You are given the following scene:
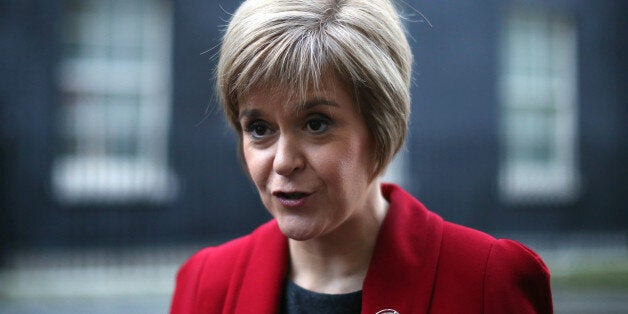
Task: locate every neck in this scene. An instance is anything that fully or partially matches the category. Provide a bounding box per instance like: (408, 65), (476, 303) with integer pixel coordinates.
(287, 181), (388, 294)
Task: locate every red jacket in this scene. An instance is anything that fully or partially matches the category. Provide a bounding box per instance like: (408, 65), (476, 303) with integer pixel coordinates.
(171, 184), (552, 313)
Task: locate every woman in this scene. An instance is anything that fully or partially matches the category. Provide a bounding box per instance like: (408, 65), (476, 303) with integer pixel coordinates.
(171, 0), (553, 313)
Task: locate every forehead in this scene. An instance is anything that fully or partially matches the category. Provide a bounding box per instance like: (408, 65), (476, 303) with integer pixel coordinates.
(238, 75), (356, 114)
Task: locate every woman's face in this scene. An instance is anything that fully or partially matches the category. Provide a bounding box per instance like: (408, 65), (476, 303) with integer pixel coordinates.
(239, 76), (378, 241)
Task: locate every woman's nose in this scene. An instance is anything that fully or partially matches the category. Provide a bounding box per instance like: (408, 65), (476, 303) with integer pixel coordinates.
(273, 135), (305, 176)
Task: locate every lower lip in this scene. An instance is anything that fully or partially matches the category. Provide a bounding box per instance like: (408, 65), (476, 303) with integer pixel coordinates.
(277, 195), (309, 208)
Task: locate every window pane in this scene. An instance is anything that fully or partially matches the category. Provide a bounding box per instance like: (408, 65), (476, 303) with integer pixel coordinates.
(54, 0), (175, 204)
(499, 8), (580, 203)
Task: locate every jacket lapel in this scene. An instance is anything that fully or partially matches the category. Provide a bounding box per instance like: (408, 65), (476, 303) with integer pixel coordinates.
(362, 184), (444, 314)
(231, 220), (288, 313)
(226, 184), (443, 313)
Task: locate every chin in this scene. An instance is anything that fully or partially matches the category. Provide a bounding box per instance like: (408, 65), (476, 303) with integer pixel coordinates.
(276, 217), (322, 241)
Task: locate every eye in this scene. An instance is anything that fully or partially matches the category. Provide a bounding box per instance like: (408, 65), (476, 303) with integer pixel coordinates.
(305, 116), (331, 134)
(244, 120), (273, 139)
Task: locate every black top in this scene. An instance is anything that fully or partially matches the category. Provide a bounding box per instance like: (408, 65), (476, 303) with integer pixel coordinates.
(280, 280), (362, 314)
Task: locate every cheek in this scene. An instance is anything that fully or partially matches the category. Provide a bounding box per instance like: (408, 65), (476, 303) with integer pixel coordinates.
(242, 147), (272, 189)
(319, 138), (372, 188)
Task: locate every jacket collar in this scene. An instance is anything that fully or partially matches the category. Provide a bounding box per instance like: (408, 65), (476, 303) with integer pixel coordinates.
(362, 183), (444, 313)
(232, 183), (443, 313)
(230, 219), (288, 313)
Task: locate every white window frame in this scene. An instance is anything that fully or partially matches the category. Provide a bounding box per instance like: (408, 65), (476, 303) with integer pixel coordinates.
(52, 0), (177, 204)
(498, 8), (580, 203)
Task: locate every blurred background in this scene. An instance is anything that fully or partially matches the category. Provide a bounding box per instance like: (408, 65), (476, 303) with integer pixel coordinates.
(0, 0), (626, 313)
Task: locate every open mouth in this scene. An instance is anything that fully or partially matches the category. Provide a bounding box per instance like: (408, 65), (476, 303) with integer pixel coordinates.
(275, 192), (309, 200)
(272, 191), (311, 208)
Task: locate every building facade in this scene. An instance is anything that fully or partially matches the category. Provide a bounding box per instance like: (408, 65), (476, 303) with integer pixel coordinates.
(1, 0), (626, 255)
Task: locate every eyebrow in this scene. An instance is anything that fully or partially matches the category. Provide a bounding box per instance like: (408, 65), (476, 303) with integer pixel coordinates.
(238, 108), (262, 120)
(238, 98), (339, 120)
(299, 98), (340, 111)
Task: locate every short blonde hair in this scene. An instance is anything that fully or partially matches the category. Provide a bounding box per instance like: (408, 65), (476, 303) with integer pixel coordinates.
(217, 0), (412, 176)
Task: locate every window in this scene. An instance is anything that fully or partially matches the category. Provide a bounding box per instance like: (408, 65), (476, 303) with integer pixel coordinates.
(498, 8), (580, 203)
(53, 0), (176, 204)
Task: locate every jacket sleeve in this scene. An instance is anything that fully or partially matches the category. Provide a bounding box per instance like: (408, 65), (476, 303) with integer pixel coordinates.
(483, 239), (553, 314)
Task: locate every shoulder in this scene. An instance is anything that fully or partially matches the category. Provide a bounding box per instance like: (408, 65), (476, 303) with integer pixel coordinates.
(440, 222), (550, 277)
(178, 235), (252, 288)
(170, 220), (279, 313)
(436, 222), (552, 313)
(182, 234), (252, 272)
(170, 235), (252, 313)
(484, 238), (553, 313)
